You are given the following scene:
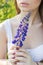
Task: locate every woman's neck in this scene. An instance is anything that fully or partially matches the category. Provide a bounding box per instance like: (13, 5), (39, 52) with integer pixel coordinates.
(19, 9), (41, 27)
(19, 9), (38, 19)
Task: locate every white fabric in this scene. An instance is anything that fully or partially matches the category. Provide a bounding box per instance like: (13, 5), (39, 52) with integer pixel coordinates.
(4, 19), (43, 62)
(27, 44), (43, 62)
(4, 19), (12, 51)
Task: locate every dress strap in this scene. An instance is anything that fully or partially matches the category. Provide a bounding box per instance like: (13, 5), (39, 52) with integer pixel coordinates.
(4, 19), (12, 50)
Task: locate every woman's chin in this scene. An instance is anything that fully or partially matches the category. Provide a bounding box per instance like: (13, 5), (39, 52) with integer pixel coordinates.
(20, 8), (34, 13)
(20, 8), (31, 12)
(19, 6), (39, 13)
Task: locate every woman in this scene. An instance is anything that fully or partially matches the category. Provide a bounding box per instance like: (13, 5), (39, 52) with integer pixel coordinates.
(0, 0), (43, 65)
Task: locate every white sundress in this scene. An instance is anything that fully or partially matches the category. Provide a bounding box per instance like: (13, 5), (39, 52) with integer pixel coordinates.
(4, 19), (13, 51)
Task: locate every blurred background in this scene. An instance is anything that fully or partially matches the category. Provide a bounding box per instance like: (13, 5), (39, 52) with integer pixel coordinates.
(0, 0), (17, 23)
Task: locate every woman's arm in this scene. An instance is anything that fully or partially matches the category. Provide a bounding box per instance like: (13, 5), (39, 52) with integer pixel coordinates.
(0, 24), (7, 59)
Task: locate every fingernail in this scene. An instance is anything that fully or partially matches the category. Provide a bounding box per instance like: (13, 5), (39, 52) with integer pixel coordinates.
(14, 62), (17, 64)
(13, 53), (16, 55)
(12, 57), (15, 59)
(16, 47), (19, 50)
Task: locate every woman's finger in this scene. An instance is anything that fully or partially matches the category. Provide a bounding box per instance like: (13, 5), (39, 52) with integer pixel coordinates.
(9, 56), (26, 63)
(10, 44), (16, 50)
(15, 57), (27, 63)
(8, 54), (15, 59)
(8, 50), (16, 59)
(8, 47), (17, 56)
(16, 52), (28, 58)
(17, 62), (26, 65)
(18, 48), (28, 55)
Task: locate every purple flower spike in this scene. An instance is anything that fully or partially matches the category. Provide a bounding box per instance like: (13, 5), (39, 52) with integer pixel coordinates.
(25, 26), (28, 29)
(19, 24), (22, 28)
(26, 23), (29, 26)
(17, 29), (22, 32)
(22, 37), (25, 41)
(12, 40), (17, 44)
(15, 35), (19, 38)
(19, 41), (23, 47)
(26, 12), (31, 18)
(12, 12), (30, 47)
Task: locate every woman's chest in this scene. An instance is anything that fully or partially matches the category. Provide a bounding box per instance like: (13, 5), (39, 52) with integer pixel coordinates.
(11, 24), (43, 49)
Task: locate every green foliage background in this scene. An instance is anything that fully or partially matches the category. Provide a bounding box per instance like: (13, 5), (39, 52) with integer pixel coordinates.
(0, 0), (17, 23)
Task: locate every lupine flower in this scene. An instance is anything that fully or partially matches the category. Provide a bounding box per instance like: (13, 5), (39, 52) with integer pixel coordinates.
(12, 12), (31, 47)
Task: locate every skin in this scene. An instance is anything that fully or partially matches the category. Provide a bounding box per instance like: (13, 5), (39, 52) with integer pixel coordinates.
(17, 0), (41, 12)
(0, 0), (43, 65)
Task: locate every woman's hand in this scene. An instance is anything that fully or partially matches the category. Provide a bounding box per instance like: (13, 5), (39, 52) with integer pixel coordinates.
(8, 45), (31, 65)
